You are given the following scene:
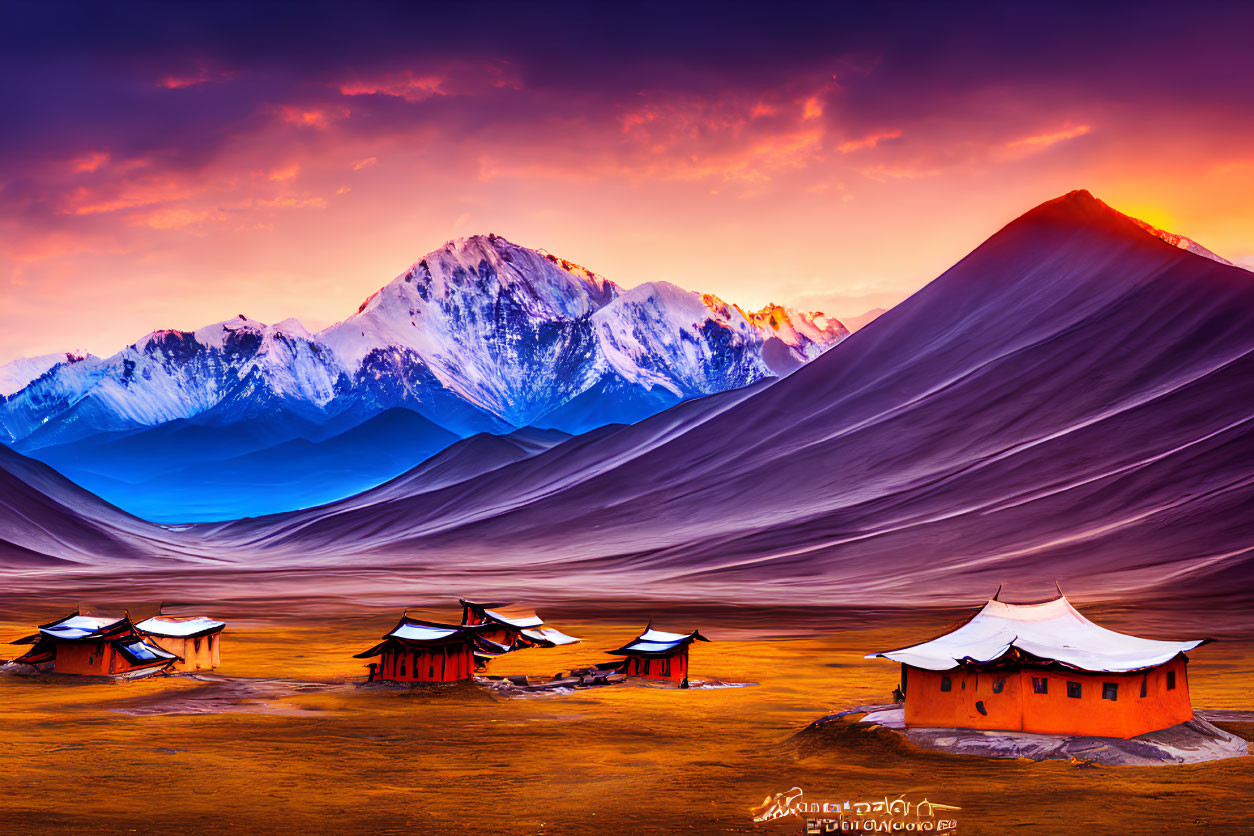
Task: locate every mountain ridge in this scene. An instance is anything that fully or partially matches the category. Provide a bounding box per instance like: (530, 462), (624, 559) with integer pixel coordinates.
(0, 234), (848, 520)
(1, 235), (848, 446)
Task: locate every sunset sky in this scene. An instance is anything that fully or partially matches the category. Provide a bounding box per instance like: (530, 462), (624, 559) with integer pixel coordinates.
(2, 1), (1253, 361)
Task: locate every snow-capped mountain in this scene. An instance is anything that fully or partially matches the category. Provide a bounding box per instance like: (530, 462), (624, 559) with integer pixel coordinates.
(1, 235), (847, 451)
(0, 351), (95, 397)
(320, 235), (848, 429)
(1, 316), (349, 447)
(1124, 216), (1234, 265)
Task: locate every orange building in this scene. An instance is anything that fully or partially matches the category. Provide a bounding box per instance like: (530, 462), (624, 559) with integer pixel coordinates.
(355, 614), (481, 683)
(9, 612), (179, 679)
(866, 594), (1208, 739)
(134, 615), (225, 672)
(459, 599), (580, 652)
(607, 626), (709, 682)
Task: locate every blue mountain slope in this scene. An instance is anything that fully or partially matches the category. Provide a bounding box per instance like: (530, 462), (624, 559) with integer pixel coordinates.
(38, 407), (459, 522)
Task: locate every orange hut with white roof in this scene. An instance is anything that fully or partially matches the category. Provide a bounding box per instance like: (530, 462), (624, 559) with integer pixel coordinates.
(9, 612), (179, 679)
(866, 594), (1208, 739)
(607, 626), (709, 682)
(134, 614), (225, 672)
(355, 614), (482, 683)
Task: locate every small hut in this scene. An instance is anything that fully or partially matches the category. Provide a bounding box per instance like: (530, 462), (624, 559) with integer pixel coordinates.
(459, 599), (580, 651)
(134, 615), (225, 672)
(355, 614), (481, 683)
(607, 626), (709, 682)
(865, 594), (1208, 739)
(10, 612), (178, 679)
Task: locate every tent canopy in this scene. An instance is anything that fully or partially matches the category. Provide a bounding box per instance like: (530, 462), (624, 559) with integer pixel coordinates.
(866, 596), (1207, 673)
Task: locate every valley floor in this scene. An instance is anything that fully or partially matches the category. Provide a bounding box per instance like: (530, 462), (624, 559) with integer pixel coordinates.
(0, 599), (1250, 834)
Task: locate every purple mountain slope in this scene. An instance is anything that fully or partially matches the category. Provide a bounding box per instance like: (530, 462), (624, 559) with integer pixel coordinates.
(0, 443), (187, 568)
(209, 191), (1254, 603)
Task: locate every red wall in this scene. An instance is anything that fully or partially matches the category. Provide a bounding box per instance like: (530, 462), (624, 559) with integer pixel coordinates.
(624, 649), (688, 681)
(375, 644), (473, 682)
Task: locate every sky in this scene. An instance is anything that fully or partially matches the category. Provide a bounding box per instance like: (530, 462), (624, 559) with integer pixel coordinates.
(2, 1), (1253, 361)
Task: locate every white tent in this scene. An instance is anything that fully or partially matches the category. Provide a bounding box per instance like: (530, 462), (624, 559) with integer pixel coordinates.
(866, 596), (1205, 672)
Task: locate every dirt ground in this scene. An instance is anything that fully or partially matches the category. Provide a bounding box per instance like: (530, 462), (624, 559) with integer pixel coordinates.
(0, 598), (1250, 835)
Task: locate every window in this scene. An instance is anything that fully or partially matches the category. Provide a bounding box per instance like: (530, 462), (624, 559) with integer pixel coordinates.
(975, 700), (987, 716)
(940, 675), (952, 692)
(1140, 676), (1147, 698)
(1102, 682), (1118, 701)
(991, 677), (1005, 694)
(1167, 670), (1176, 690)
(1032, 677), (1048, 694)
(1066, 681), (1082, 699)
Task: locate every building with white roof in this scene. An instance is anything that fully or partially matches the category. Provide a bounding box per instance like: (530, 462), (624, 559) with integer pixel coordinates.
(9, 611), (179, 679)
(134, 614), (226, 672)
(606, 625), (710, 683)
(355, 613), (484, 683)
(866, 593), (1209, 739)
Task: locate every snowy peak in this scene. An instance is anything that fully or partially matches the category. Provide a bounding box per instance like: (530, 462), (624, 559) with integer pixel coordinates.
(746, 303), (850, 360)
(1124, 216), (1235, 266)
(0, 314), (345, 446)
(700, 294), (849, 360)
(0, 350), (96, 397)
(368, 233), (618, 318)
(1022, 189), (1235, 267)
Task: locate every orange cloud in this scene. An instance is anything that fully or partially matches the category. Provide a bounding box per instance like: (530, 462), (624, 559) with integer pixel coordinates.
(1003, 124), (1092, 157)
(339, 72), (445, 102)
(63, 177), (205, 216)
(267, 163), (301, 182)
(801, 95), (823, 121)
(352, 156), (378, 170)
(837, 130), (902, 153)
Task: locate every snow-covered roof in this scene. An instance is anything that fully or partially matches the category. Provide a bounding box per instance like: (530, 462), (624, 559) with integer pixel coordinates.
(389, 623), (460, 642)
(609, 626), (709, 656)
(134, 616), (225, 637)
(482, 608), (544, 629)
(865, 596), (1206, 673)
(520, 628), (581, 646)
(38, 614), (128, 641)
(355, 614), (475, 658)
